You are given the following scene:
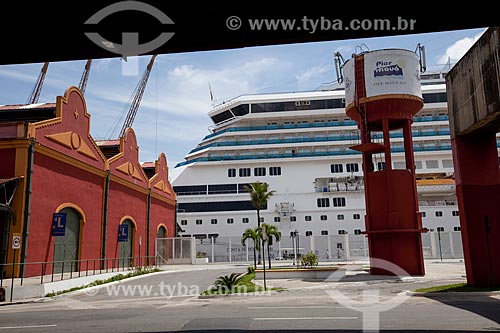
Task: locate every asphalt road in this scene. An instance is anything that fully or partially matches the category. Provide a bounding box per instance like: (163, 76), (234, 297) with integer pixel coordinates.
(0, 267), (499, 332)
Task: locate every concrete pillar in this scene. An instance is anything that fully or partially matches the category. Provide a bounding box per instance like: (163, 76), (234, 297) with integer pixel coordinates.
(344, 234), (351, 261)
(430, 232), (438, 259)
(328, 236), (332, 261)
(449, 232), (455, 258)
(453, 133), (500, 286)
(190, 236), (196, 264)
(211, 237), (215, 263)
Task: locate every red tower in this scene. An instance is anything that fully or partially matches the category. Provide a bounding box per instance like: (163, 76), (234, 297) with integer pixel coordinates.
(343, 49), (426, 276)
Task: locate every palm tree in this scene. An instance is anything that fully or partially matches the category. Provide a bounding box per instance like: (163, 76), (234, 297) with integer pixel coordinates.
(264, 224), (281, 269)
(244, 182), (275, 228)
(245, 182), (275, 265)
(241, 228), (260, 268)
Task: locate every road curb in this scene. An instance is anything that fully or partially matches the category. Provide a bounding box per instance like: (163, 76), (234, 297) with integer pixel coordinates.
(406, 290), (500, 297)
(0, 298), (46, 306)
(198, 291), (278, 299)
(50, 269), (169, 298)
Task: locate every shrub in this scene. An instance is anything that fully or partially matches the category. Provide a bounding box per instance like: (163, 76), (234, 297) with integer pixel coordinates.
(300, 251), (318, 268)
(247, 265), (256, 274)
(214, 273), (245, 292)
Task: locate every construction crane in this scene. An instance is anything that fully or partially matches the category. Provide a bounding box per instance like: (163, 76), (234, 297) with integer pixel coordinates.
(78, 59), (92, 95)
(119, 55), (157, 138)
(27, 62), (49, 104)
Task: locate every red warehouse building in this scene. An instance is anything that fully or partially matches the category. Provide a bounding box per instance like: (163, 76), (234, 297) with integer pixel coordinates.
(0, 87), (176, 278)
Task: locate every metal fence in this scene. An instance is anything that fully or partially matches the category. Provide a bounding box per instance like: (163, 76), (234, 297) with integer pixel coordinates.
(155, 237), (193, 264)
(0, 256), (158, 287)
(193, 231), (463, 263)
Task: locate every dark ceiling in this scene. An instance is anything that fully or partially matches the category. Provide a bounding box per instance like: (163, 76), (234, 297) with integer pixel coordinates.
(1, 2), (498, 65)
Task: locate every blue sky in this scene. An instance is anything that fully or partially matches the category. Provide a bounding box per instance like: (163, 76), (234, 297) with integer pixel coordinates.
(0, 28), (485, 178)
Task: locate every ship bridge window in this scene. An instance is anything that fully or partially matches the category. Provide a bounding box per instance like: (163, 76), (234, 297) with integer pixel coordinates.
(317, 198), (330, 208)
(195, 219), (203, 225)
(231, 104), (250, 116)
(239, 168), (251, 177)
(305, 231), (313, 236)
(211, 110), (234, 124)
(269, 166), (282, 176)
(208, 184), (237, 194)
(211, 219), (218, 225)
(242, 217), (249, 223)
(305, 215), (312, 221)
(426, 160), (439, 169)
(346, 163), (359, 172)
(238, 183), (251, 193)
(452, 210), (459, 216)
(353, 214), (361, 220)
(228, 168), (236, 177)
(338, 230), (347, 235)
(393, 161), (406, 169)
(442, 159), (453, 168)
(227, 218), (234, 224)
(321, 230), (329, 236)
(454, 226), (461, 231)
(423, 92), (447, 103)
(330, 164), (344, 173)
(332, 197), (346, 207)
(354, 229), (362, 235)
(180, 220), (187, 226)
(178, 200), (263, 212)
(174, 185), (207, 196)
(254, 167), (266, 176)
(290, 216), (297, 222)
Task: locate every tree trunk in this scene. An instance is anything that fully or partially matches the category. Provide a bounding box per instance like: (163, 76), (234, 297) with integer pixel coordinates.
(253, 241), (257, 268)
(257, 209), (261, 265)
(268, 242), (272, 269)
(261, 238), (266, 271)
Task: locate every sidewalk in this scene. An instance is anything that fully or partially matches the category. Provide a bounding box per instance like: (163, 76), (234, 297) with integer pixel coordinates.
(0, 263), (241, 303)
(254, 259), (466, 290)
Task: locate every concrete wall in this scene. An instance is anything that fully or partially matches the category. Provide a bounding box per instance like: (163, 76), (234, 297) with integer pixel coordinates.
(447, 27), (500, 137)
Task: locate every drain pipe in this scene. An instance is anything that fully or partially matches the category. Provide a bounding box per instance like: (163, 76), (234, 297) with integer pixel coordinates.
(20, 139), (35, 278)
(146, 189), (151, 259)
(101, 171), (110, 266)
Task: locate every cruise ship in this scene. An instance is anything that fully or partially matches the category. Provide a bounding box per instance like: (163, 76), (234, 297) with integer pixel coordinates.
(173, 71), (500, 240)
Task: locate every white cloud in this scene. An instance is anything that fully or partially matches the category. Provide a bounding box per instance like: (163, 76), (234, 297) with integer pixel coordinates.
(295, 64), (333, 84)
(438, 32), (483, 64)
(0, 68), (36, 83)
(83, 55), (288, 164)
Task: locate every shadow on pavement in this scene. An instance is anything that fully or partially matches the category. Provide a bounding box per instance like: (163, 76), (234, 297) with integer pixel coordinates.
(424, 294), (500, 326)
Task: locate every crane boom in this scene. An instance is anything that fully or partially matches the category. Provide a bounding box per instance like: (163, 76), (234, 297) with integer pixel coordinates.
(119, 55), (157, 138)
(78, 59), (92, 95)
(27, 62), (49, 104)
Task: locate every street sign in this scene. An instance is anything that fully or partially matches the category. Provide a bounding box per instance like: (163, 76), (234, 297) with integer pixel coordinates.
(12, 233), (21, 250)
(51, 213), (67, 236)
(118, 224), (129, 242)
